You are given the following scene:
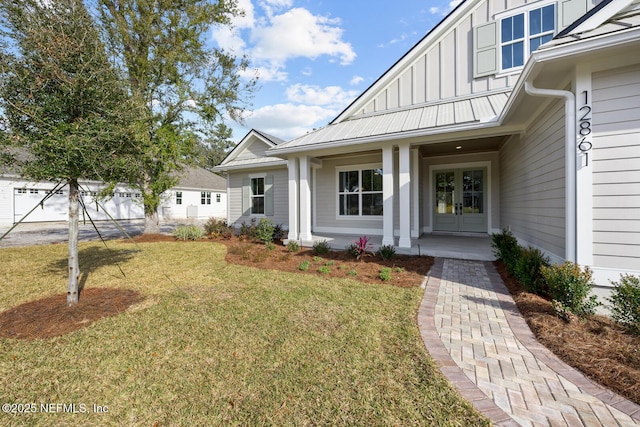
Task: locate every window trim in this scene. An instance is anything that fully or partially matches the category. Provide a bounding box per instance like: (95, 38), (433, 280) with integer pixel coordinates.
(495, 0), (557, 73)
(250, 177), (265, 216)
(175, 191), (182, 205)
(201, 191), (211, 205)
(335, 163), (383, 219)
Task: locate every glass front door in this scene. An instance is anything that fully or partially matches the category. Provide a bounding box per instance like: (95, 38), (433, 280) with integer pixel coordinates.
(433, 168), (487, 233)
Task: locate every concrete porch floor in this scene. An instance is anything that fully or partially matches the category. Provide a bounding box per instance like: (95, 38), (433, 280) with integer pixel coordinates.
(299, 233), (495, 261)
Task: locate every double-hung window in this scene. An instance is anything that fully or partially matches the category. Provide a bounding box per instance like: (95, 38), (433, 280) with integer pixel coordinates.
(201, 191), (211, 205)
(338, 167), (383, 217)
(175, 191), (182, 205)
(500, 3), (555, 71)
(250, 177), (265, 215)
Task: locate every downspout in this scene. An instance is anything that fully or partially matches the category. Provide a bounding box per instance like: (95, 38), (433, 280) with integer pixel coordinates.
(524, 81), (576, 262)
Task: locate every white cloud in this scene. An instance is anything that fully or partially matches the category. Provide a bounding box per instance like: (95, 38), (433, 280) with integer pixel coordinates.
(350, 76), (364, 86)
(286, 84), (358, 107)
(240, 64), (288, 82)
(241, 103), (337, 139)
(429, 0), (463, 15)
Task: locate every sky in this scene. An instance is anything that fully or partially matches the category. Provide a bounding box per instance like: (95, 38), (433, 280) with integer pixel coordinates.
(211, 0), (463, 143)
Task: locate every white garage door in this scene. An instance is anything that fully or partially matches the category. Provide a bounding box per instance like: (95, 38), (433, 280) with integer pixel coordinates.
(14, 188), (67, 223)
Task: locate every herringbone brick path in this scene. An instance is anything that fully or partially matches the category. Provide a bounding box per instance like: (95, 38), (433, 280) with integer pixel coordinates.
(418, 258), (640, 427)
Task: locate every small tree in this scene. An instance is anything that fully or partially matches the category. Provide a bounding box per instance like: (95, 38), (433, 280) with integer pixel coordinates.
(0, 0), (138, 305)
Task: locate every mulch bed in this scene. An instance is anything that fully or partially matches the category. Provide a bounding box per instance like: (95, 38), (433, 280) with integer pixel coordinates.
(495, 261), (640, 405)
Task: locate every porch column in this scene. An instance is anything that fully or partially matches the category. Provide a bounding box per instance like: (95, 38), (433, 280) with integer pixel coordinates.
(411, 148), (420, 238)
(398, 143), (411, 248)
(299, 155), (312, 243)
(382, 146), (394, 246)
(287, 157), (299, 241)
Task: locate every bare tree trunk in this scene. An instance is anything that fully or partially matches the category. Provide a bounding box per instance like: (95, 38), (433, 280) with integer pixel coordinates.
(144, 210), (160, 234)
(67, 179), (80, 306)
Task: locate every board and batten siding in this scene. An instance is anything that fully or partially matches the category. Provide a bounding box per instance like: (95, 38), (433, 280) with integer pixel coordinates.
(227, 169), (288, 227)
(357, 0), (592, 118)
(592, 64), (640, 271)
(499, 98), (566, 260)
(314, 153), (383, 234)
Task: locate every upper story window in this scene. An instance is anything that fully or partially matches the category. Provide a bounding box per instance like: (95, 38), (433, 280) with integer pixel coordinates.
(500, 4), (555, 71)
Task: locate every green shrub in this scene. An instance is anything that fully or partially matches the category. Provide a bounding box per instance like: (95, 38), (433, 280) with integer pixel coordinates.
(608, 275), (640, 334)
(298, 260), (310, 271)
(541, 262), (599, 318)
(265, 241), (275, 251)
(273, 224), (287, 242)
(491, 228), (521, 274)
(203, 218), (233, 239)
(348, 270), (357, 277)
(514, 247), (550, 295)
(286, 241), (300, 252)
(377, 244), (396, 261)
(238, 219), (257, 241)
(318, 266), (331, 274)
(254, 218), (275, 244)
(379, 267), (392, 282)
(313, 240), (331, 256)
(325, 260), (335, 266)
(172, 224), (204, 241)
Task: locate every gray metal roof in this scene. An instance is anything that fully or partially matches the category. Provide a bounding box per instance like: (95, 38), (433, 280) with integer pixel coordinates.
(271, 91), (510, 152)
(212, 156), (287, 171)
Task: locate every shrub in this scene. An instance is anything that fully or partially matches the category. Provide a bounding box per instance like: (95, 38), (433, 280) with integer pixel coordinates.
(379, 267), (392, 282)
(265, 241), (275, 251)
(348, 270), (357, 277)
(541, 262), (599, 319)
(313, 240), (331, 255)
(298, 260), (310, 271)
(608, 275), (640, 334)
(204, 218), (233, 239)
(238, 219), (256, 241)
(347, 236), (372, 261)
(318, 266), (331, 274)
(491, 228), (521, 274)
(377, 244), (396, 261)
(254, 218), (275, 244)
(514, 247), (550, 295)
(286, 241), (300, 252)
(172, 224), (204, 241)
(273, 224), (287, 242)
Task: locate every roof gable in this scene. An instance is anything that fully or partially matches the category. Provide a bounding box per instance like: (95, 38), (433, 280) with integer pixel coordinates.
(214, 129), (287, 172)
(174, 167), (226, 191)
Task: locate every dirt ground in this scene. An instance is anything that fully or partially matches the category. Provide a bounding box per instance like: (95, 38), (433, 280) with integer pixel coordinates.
(1, 235), (638, 406)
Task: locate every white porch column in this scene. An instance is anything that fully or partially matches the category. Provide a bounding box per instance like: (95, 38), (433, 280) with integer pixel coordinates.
(287, 157), (299, 241)
(398, 143), (411, 248)
(411, 148), (420, 238)
(382, 146), (394, 246)
(299, 155), (312, 243)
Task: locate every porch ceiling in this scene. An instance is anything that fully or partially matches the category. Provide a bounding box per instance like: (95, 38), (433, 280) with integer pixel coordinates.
(417, 135), (510, 157)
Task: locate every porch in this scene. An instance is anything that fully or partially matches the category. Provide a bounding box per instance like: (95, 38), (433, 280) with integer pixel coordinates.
(298, 233), (495, 261)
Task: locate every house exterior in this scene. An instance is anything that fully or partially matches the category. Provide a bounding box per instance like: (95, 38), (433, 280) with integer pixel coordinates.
(214, 0), (640, 294)
(0, 166), (227, 225)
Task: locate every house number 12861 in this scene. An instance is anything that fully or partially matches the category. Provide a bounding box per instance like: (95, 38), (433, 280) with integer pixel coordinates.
(578, 90), (593, 165)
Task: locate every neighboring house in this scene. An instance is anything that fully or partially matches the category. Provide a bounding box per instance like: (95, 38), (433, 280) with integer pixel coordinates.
(214, 0), (640, 294)
(0, 166), (227, 225)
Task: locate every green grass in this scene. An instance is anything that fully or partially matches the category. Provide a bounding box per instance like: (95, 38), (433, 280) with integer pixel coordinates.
(0, 241), (489, 426)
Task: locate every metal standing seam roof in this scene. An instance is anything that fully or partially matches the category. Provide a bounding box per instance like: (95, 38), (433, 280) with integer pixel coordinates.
(270, 91), (511, 152)
(215, 156), (287, 170)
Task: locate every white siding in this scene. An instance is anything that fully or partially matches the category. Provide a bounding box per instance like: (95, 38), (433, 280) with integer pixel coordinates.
(500, 98), (566, 258)
(159, 190), (227, 221)
(592, 64), (640, 270)
(314, 153), (383, 234)
(227, 168), (288, 227)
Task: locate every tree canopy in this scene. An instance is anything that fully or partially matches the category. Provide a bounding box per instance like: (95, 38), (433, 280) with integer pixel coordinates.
(0, 0), (139, 304)
(96, 0), (256, 233)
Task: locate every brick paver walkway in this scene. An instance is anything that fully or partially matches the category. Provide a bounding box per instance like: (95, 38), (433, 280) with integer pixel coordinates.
(418, 258), (640, 427)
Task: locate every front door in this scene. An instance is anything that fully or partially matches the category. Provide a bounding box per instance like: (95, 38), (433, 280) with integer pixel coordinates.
(433, 168), (487, 233)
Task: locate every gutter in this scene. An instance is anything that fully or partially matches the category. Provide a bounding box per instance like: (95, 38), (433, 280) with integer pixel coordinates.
(524, 81), (576, 263)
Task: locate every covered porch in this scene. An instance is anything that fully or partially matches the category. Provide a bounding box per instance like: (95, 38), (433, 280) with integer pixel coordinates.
(295, 232), (495, 261)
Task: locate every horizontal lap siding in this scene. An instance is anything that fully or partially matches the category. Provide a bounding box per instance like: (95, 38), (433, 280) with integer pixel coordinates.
(592, 64), (640, 270)
(227, 169), (288, 227)
(500, 98), (566, 258)
(315, 154), (383, 233)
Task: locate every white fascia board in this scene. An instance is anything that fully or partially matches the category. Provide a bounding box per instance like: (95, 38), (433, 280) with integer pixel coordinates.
(501, 25), (640, 123)
(212, 160), (287, 173)
(219, 129), (276, 166)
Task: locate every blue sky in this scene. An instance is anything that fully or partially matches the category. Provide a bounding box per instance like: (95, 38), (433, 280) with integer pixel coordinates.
(212, 0), (462, 142)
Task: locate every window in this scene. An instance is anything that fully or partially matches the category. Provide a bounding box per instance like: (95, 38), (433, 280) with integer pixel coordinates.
(250, 178), (264, 214)
(30, 189), (38, 194)
(176, 191), (182, 205)
(501, 4), (555, 70)
(17, 188), (26, 194)
(216, 193), (221, 203)
(201, 191), (211, 205)
(338, 168), (383, 217)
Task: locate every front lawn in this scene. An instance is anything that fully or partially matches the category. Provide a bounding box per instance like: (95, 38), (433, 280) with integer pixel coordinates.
(0, 241), (488, 426)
